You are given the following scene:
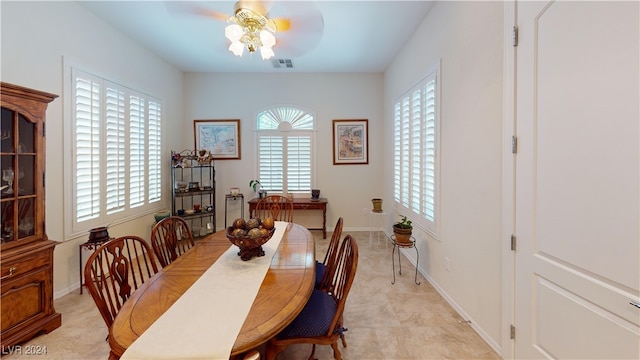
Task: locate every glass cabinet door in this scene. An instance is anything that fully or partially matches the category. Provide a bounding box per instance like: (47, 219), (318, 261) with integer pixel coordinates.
(1, 107), (37, 245)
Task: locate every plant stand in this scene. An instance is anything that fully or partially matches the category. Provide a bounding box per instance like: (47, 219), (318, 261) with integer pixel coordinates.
(368, 210), (388, 247)
(390, 235), (420, 285)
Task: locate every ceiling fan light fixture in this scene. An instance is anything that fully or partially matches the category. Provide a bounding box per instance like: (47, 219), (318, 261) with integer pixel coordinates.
(260, 30), (275, 47)
(229, 40), (245, 56)
(259, 29), (275, 59)
(225, 24), (243, 42)
(260, 46), (274, 60)
(224, 2), (277, 60)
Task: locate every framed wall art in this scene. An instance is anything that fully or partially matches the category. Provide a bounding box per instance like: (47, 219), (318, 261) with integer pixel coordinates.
(194, 119), (241, 160)
(332, 119), (368, 165)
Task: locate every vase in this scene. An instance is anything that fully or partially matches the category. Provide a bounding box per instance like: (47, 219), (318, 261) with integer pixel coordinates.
(393, 225), (413, 244)
(371, 198), (383, 213)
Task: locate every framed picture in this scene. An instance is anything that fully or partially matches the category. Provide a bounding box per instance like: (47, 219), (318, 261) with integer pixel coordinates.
(194, 119), (241, 160)
(332, 119), (369, 165)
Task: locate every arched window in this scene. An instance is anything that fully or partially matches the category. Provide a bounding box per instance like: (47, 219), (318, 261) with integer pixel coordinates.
(256, 106), (315, 194)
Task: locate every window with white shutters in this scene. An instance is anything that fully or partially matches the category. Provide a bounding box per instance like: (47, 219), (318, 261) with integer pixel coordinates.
(69, 68), (163, 236)
(393, 66), (439, 235)
(256, 107), (315, 194)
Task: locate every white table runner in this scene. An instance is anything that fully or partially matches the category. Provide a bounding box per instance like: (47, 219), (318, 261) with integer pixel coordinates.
(121, 222), (288, 360)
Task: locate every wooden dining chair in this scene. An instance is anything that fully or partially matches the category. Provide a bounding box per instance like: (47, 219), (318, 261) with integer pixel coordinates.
(254, 195), (294, 222)
(316, 217), (343, 289)
(84, 236), (159, 329)
(150, 216), (195, 267)
(266, 235), (359, 360)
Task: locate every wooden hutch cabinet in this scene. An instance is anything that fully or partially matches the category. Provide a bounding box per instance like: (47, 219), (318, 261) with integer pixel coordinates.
(1, 82), (61, 348)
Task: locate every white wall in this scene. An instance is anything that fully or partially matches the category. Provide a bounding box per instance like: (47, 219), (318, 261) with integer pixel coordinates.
(183, 72), (384, 232)
(384, 1), (504, 352)
(1, 1), (184, 296)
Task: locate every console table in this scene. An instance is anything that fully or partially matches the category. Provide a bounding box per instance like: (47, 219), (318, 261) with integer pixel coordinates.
(248, 197), (328, 238)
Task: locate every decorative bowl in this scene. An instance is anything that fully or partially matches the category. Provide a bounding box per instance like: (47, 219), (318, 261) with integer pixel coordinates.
(88, 226), (110, 243)
(226, 227), (275, 261)
(185, 209), (195, 215)
(154, 210), (171, 222)
(175, 181), (188, 192)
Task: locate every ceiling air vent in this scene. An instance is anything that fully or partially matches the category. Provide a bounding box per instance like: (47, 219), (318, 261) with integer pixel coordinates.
(272, 59), (294, 69)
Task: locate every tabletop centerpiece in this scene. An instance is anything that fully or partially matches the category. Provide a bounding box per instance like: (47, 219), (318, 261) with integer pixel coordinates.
(226, 216), (276, 261)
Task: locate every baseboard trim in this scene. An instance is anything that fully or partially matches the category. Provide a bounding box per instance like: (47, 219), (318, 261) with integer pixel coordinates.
(399, 247), (503, 357)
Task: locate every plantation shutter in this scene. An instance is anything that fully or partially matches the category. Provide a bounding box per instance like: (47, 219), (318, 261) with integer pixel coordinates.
(105, 84), (126, 215)
(423, 79), (436, 221)
(148, 100), (162, 203)
(393, 103), (402, 203)
(401, 97), (411, 208)
(258, 135), (284, 191)
(410, 88), (422, 214)
(129, 95), (145, 208)
(287, 135), (311, 191)
(73, 71), (101, 222)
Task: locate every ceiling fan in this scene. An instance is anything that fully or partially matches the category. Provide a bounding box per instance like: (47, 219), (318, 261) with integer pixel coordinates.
(169, 1), (324, 60)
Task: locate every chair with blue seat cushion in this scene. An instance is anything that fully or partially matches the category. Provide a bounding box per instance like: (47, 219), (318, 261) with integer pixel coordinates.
(266, 235), (358, 360)
(316, 217), (343, 289)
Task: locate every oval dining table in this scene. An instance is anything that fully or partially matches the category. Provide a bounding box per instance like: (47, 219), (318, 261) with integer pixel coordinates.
(108, 222), (315, 359)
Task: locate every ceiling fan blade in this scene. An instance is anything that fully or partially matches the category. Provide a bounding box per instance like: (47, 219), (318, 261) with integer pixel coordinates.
(165, 1), (229, 22)
(273, 18), (291, 32)
(270, 2), (324, 57)
(197, 8), (229, 22)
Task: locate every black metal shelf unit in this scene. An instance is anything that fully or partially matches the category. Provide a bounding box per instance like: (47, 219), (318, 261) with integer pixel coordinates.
(170, 150), (215, 238)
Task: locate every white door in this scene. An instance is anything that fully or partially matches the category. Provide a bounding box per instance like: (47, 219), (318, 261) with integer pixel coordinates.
(514, 1), (640, 358)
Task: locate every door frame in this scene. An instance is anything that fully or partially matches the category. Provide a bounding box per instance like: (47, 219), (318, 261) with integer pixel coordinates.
(501, 1), (516, 359)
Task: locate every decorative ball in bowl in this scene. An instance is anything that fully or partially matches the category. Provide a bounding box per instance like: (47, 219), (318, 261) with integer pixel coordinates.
(226, 217), (276, 261)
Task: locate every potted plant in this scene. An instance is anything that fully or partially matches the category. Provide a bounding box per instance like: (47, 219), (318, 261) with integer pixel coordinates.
(249, 180), (267, 199)
(393, 215), (413, 244)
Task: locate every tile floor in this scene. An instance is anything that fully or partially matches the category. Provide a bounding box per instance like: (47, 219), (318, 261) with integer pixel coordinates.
(3, 231), (500, 360)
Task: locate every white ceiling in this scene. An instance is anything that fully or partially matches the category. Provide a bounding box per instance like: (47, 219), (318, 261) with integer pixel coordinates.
(79, 1), (435, 73)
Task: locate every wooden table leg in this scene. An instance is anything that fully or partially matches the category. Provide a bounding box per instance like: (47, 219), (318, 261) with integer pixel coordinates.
(322, 206), (326, 239)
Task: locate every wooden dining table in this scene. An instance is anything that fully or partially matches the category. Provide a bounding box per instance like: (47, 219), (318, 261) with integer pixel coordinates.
(108, 223), (315, 359)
